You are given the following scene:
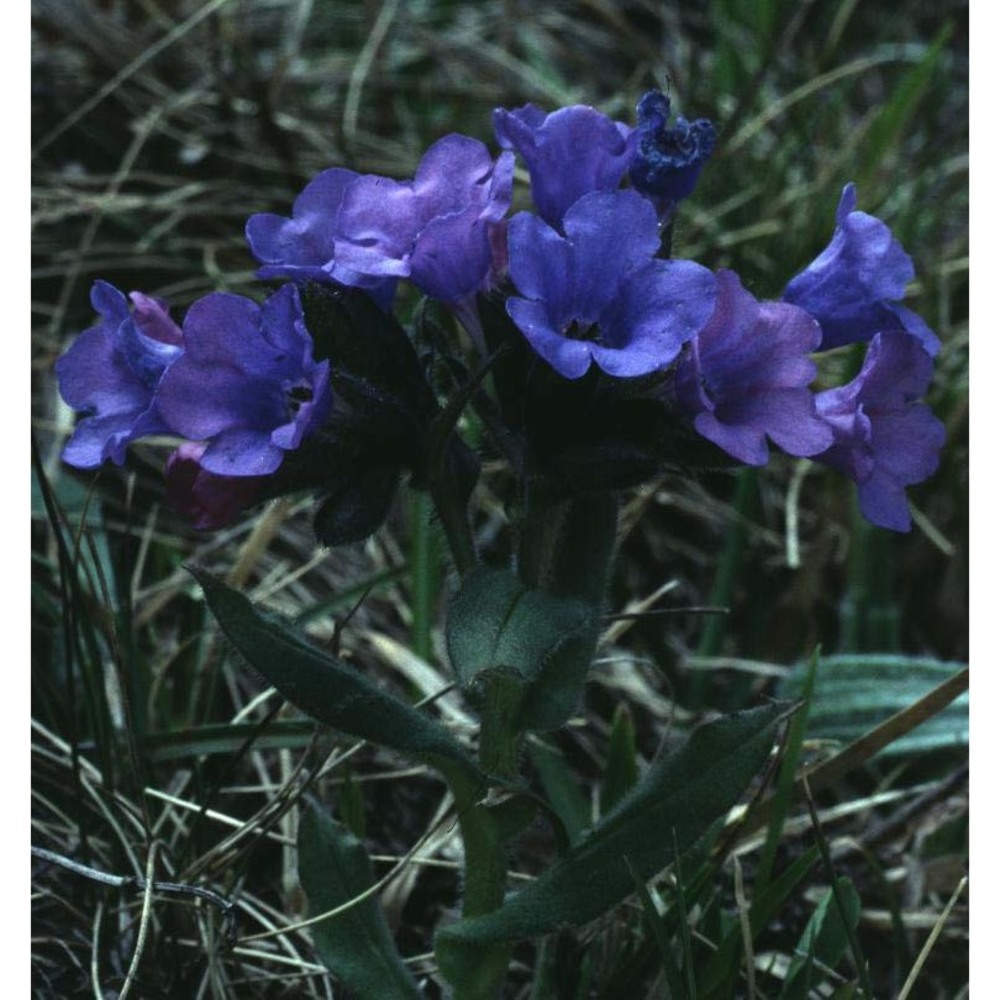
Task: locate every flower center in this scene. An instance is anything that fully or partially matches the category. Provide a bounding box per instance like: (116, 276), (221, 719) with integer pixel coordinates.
(286, 383), (314, 413)
(565, 319), (602, 344)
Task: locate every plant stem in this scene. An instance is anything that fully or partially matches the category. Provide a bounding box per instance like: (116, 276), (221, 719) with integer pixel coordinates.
(409, 490), (440, 662)
(435, 670), (526, 998)
(439, 762), (514, 999)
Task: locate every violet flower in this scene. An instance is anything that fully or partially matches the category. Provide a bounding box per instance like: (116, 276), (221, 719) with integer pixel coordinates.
(165, 442), (266, 530)
(56, 281), (184, 468)
(628, 89), (717, 220)
(674, 270), (833, 465)
(783, 184), (940, 355)
(813, 329), (945, 531)
(246, 167), (397, 307)
(506, 190), (716, 379)
(156, 285), (332, 477)
(246, 135), (514, 306)
(493, 102), (636, 228)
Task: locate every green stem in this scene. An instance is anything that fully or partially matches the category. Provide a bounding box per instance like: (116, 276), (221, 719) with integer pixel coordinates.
(434, 669), (526, 998)
(438, 721), (518, 998)
(409, 491), (440, 662)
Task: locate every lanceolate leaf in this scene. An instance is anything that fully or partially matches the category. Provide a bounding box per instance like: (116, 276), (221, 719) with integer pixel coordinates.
(436, 703), (785, 951)
(193, 569), (483, 780)
(298, 801), (422, 999)
(778, 655), (968, 757)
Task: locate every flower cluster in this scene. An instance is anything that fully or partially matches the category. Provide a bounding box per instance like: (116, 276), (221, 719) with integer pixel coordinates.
(56, 281), (332, 528)
(55, 89), (945, 534)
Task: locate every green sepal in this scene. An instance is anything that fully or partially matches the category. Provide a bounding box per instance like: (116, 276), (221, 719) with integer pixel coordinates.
(193, 568), (484, 782)
(312, 465), (401, 547)
(435, 703), (786, 949)
(446, 565), (600, 732)
(518, 490), (618, 606)
(298, 800), (422, 999)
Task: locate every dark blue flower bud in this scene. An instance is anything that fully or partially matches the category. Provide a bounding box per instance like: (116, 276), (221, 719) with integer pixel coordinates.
(628, 90), (716, 219)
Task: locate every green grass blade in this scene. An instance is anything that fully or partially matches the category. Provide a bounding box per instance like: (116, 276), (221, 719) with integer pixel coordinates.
(600, 703), (640, 816)
(758, 648), (820, 887)
(857, 24), (953, 193)
(778, 876), (862, 999)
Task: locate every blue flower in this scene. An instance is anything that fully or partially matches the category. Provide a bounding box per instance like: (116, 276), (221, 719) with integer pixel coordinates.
(155, 285), (332, 477)
(493, 102), (636, 228)
(56, 281), (184, 468)
(628, 89), (716, 219)
(673, 270), (833, 465)
(505, 190), (716, 379)
(246, 167), (397, 307)
(246, 135), (514, 306)
(813, 329), (945, 531)
(783, 184), (940, 355)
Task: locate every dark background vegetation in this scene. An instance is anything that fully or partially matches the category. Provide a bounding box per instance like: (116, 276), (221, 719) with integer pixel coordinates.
(32, 1), (968, 996)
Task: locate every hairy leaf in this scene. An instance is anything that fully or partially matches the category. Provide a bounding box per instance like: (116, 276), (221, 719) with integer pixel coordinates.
(298, 801), (421, 999)
(447, 565), (600, 731)
(193, 569), (482, 780)
(436, 703), (785, 951)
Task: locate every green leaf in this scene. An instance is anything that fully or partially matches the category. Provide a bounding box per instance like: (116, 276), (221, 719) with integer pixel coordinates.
(779, 876), (862, 999)
(758, 648), (820, 888)
(625, 855), (684, 1000)
(298, 801), (421, 999)
(142, 720), (317, 761)
(600, 703), (640, 816)
(701, 846), (821, 998)
(827, 984), (862, 1000)
(436, 703), (786, 950)
(528, 738), (591, 847)
(446, 565), (600, 731)
(778, 655), (968, 757)
(193, 569), (483, 780)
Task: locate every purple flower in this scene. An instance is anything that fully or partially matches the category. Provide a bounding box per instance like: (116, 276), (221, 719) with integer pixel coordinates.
(493, 102), (636, 228)
(156, 285), (332, 477)
(674, 270), (833, 465)
(813, 329), (945, 531)
(165, 442), (265, 529)
(55, 281), (184, 468)
(247, 135), (514, 305)
(506, 190), (716, 379)
(246, 167), (397, 307)
(628, 89), (716, 219)
(783, 184), (940, 355)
